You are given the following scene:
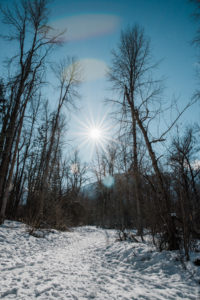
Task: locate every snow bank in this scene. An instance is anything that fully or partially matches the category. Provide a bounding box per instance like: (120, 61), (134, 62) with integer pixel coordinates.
(0, 220), (200, 299)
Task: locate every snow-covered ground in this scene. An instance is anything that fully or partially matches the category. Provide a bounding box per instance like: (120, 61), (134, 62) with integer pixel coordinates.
(0, 221), (200, 299)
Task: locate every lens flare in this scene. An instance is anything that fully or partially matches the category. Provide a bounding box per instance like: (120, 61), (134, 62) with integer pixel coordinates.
(102, 175), (115, 188)
(49, 14), (121, 42)
(79, 58), (108, 82)
(63, 58), (108, 82)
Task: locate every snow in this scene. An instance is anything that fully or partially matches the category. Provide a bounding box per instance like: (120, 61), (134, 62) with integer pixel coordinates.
(0, 221), (200, 299)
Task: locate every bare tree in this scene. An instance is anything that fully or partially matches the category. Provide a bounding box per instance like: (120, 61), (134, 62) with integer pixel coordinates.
(6, 94), (41, 218)
(38, 58), (81, 222)
(169, 126), (200, 259)
(108, 24), (186, 249)
(108, 25), (161, 237)
(0, 0), (63, 223)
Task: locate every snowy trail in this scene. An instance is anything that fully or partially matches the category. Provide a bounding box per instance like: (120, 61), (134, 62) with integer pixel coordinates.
(0, 221), (200, 299)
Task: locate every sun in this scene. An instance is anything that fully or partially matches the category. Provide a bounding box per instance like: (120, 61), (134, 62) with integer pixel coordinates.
(71, 106), (116, 159)
(89, 128), (101, 140)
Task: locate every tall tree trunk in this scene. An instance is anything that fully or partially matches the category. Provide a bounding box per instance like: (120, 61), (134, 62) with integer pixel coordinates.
(38, 105), (62, 221)
(134, 108), (179, 250)
(132, 112), (143, 237)
(0, 103), (26, 222)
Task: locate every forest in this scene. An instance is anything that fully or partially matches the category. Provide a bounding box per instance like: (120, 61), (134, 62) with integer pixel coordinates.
(0, 0), (200, 262)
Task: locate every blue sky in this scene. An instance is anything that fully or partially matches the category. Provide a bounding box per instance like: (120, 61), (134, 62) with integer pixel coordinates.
(0, 0), (199, 162)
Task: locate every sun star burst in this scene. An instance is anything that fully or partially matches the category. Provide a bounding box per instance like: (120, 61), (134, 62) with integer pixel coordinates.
(71, 107), (116, 159)
(89, 128), (101, 140)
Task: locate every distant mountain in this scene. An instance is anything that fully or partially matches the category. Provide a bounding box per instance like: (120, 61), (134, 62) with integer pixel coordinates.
(81, 182), (99, 199)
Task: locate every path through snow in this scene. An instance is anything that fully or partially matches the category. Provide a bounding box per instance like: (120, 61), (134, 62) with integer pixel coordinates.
(0, 221), (200, 299)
